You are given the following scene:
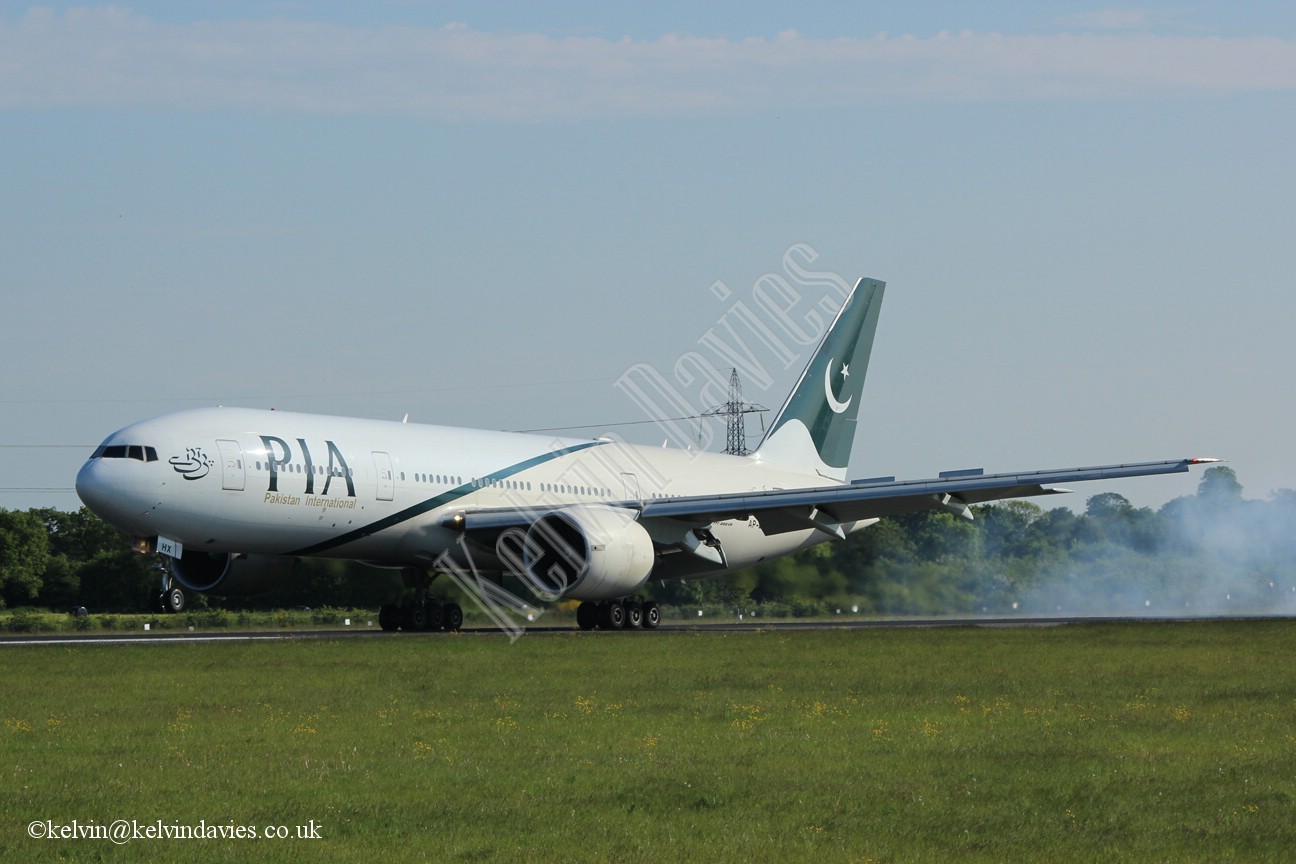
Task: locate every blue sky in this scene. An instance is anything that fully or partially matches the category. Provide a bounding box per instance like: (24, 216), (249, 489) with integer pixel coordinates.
(2, 2), (1294, 512)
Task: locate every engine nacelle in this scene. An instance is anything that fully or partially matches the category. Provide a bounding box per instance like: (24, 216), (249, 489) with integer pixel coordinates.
(170, 550), (298, 597)
(519, 506), (654, 602)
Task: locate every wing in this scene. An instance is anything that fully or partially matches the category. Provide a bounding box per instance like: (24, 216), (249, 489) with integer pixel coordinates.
(447, 457), (1218, 540)
(636, 458), (1219, 538)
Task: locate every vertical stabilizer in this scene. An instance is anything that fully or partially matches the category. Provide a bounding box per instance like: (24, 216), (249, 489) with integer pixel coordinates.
(753, 278), (885, 481)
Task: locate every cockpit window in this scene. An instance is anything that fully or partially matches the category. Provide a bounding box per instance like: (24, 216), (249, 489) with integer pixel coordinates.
(92, 444), (159, 462)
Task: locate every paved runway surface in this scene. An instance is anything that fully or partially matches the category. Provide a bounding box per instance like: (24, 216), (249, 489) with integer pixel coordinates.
(3, 615), (1289, 647)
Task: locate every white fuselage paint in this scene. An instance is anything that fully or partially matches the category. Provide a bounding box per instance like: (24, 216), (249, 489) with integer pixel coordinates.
(75, 407), (855, 579)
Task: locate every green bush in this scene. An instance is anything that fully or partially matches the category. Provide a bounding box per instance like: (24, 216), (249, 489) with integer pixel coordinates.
(790, 599), (827, 617)
(5, 609), (48, 633)
(311, 607), (344, 625)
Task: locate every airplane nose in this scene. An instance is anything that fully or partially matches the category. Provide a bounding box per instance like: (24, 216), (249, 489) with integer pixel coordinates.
(75, 458), (111, 517)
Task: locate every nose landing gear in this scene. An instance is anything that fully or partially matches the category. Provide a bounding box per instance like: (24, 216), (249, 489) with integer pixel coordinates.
(154, 559), (186, 614)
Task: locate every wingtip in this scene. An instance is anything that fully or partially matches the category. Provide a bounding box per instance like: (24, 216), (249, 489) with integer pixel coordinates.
(1186, 457), (1223, 465)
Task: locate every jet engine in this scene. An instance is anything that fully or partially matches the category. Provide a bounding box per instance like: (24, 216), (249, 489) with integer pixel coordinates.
(169, 550), (298, 597)
(518, 505), (654, 602)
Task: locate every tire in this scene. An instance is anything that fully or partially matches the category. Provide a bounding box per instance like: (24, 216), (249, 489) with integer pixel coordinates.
(378, 604), (400, 632)
(643, 602), (661, 630)
(603, 602), (626, 630)
(164, 586), (185, 614)
(442, 602), (463, 631)
(425, 601), (444, 631)
(407, 602), (429, 631)
(576, 602), (598, 631)
(625, 602), (644, 629)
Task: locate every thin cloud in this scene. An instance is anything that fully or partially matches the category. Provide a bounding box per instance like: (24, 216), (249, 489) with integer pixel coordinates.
(1, 8), (1294, 120)
(1053, 8), (1155, 32)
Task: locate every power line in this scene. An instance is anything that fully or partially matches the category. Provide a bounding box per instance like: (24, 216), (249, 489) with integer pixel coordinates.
(0, 376), (616, 406)
(515, 415), (702, 434)
(0, 445), (94, 449)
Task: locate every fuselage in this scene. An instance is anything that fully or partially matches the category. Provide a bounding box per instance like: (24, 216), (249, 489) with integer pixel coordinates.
(75, 406), (843, 578)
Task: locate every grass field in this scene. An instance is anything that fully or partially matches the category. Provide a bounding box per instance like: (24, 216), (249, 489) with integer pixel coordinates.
(2, 620), (1294, 862)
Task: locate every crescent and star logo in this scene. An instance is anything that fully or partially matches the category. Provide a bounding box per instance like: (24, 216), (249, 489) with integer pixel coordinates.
(824, 358), (852, 414)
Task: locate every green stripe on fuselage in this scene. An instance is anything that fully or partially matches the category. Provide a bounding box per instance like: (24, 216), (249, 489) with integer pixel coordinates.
(286, 440), (604, 556)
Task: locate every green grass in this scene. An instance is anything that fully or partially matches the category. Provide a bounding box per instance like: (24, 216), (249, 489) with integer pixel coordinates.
(2, 621), (1294, 862)
(0, 607), (379, 634)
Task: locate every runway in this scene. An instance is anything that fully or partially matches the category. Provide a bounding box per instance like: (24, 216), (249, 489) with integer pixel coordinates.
(2, 614), (1289, 646)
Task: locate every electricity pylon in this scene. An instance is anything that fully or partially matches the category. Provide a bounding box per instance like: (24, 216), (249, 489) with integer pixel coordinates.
(701, 368), (768, 456)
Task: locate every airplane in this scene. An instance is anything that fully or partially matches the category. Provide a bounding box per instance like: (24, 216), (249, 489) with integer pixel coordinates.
(75, 277), (1215, 630)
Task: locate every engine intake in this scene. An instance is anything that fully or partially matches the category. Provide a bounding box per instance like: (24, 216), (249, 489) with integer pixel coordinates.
(170, 550), (297, 597)
(518, 506), (654, 602)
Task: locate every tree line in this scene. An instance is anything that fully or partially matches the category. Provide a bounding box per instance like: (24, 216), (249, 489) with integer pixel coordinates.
(2, 467), (1293, 616)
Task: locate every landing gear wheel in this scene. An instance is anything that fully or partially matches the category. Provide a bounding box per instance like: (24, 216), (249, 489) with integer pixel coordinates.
(602, 601), (626, 630)
(379, 604), (400, 632)
(163, 586), (185, 614)
(442, 602), (463, 631)
(425, 601), (444, 631)
(625, 601), (644, 629)
(576, 602), (598, 631)
(405, 602), (430, 631)
(643, 601), (661, 630)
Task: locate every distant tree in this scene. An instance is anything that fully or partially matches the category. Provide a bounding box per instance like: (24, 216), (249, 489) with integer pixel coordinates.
(1077, 493), (1160, 553)
(0, 509), (49, 608)
(1160, 465), (1248, 558)
(904, 511), (980, 563)
(38, 552), (81, 609)
(1085, 492), (1135, 520)
(977, 501), (1050, 561)
(650, 574), (720, 607)
(1197, 465), (1243, 504)
(838, 517), (916, 565)
(32, 508), (161, 611)
(746, 544), (846, 604)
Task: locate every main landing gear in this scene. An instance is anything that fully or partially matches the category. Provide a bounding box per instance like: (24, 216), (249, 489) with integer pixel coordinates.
(380, 568), (463, 632)
(576, 598), (661, 631)
(378, 598), (463, 633)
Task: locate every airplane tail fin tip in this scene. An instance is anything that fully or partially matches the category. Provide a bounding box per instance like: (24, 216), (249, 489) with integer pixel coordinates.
(754, 277), (886, 481)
